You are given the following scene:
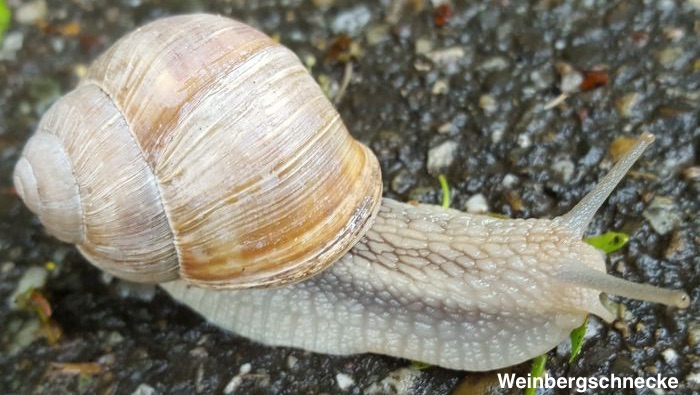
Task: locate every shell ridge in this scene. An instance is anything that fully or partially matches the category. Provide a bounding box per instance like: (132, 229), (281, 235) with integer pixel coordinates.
(81, 80), (183, 276)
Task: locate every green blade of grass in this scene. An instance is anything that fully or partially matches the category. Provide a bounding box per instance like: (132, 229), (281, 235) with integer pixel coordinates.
(438, 174), (450, 208)
(0, 0), (11, 43)
(569, 316), (589, 363)
(524, 354), (547, 395)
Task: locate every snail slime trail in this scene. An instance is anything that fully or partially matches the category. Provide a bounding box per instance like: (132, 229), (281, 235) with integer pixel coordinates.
(13, 14), (690, 371)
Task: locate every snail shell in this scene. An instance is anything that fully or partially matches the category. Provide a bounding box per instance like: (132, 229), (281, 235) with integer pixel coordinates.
(13, 14), (382, 289)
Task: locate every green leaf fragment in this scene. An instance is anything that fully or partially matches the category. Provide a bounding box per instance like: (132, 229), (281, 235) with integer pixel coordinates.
(409, 360), (432, 370)
(524, 354), (547, 395)
(569, 316), (589, 363)
(0, 0), (10, 43)
(584, 231), (629, 254)
(438, 174), (450, 208)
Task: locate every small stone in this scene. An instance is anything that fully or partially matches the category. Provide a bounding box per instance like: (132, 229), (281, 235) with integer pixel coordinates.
(223, 376), (243, 394)
(106, 331), (125, 346)
(189, 346), (209, 358)
(479, 94), (497, 115)
(556, 62), (583, 93)
(365, 24), (390, 46)
(131, 383), (156, 395)
(479, 56), (508, 71)
(336, 372), (355, 390)
(391, 169), (415, 194)
(0, 31), (24, 61)
(437, 121), (455, 134)
(661, 348), (679, 364)
(239, 363), (252, 374)
(502, 174), (519, 188)
(114, 281), (156, 301)
(223, 363), (252, 394)
(414, 37), (433, 55)
(656, 46), (685, 69)
(517, 134), (531, 149)
(464, 194), (489, 214)
(686, 372), (700, 387)
(491, 125), (505, 143)
(427, 140), (458, 175)
(331, 5), (372, 36)
(425, 47), (465, 72)
(551, 158), (574, 183)
(8, 266), (47, 309)
(286, 355), (298, 369)
(1, 261), (15, 274)
(7, 318), (41, 356)
(364, 368), (421, 395)
(431, 79), (449, 95)
(616, 92), (642, 118)
(642, 197), (681, 235)
(15, 0), (47, 25)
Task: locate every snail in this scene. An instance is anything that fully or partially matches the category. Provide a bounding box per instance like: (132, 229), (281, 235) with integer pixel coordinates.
(13, 14), (690, 371)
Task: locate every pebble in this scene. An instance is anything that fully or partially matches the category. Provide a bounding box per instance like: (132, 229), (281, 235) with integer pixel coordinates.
(479, 56), (509, 71)
(517, 133), (531, 149)
(551, 158), (575, 183)
(427, 140), (459, 175)
(223, 363), (253, 394)
(616, 92), (642, 118)
(7, 318), (41, 356)
(15, 0), (47, 25)
(0, 31), (24, 61)
(391, 169), (415, 194)
(501, 174), (519, 188)
(364, 368), (421, 395)
(464, 194), (489, 213)
(131, 383), (156, 395)
(365, 24), (390, 46)
(656, 47), (685, 69)
(286, 354), (298, 369)
(8, 266), (47, 309)
(415, 37), (433, 55)
(425, 47), (465, 72)
(686, 372), (700, 387)
(479, 94), (497, 115)
(431, 79), (449, 95)
(336, 372), (355, 390)
(114, 281), (157, 301)
(556, 62), (584, 93)
(661, 348), (679, 364)
(331, 5), (372, 36)
(642, 197), (681, 235)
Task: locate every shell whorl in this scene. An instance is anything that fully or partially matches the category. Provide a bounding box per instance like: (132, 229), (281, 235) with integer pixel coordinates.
(13, 14), (382, 288)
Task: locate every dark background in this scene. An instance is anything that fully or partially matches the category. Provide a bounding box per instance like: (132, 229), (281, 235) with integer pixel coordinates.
(0, 1), (697, 394)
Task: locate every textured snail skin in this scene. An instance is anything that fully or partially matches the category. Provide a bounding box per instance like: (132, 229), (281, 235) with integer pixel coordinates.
(163, 199), (604, 371)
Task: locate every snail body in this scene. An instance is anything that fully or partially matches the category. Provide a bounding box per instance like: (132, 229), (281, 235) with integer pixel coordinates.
(14, 14), (689, 371)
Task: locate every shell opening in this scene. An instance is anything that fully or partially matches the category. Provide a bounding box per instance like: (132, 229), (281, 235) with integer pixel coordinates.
(557, 265), (690, 311)
(557, 132), (655, 238)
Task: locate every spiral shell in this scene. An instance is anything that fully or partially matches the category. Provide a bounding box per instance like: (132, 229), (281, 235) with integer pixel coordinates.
(13, 14), (382, 289)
